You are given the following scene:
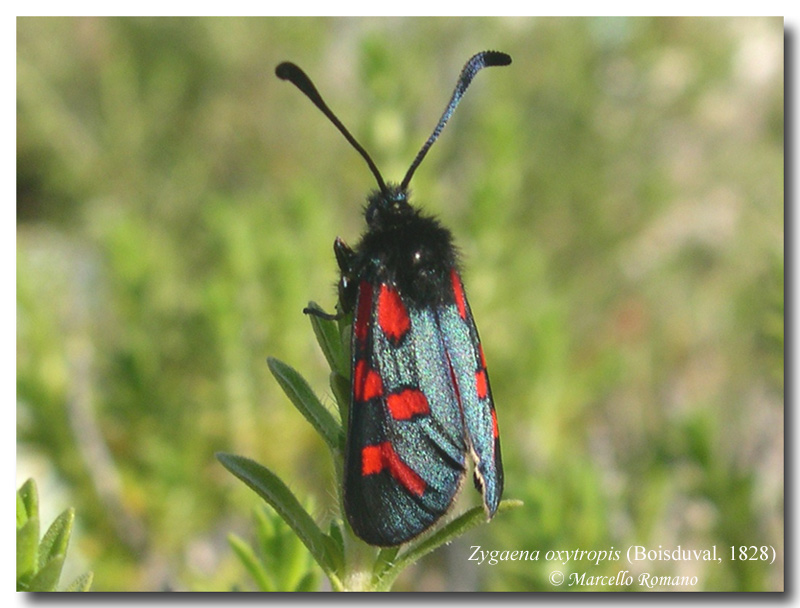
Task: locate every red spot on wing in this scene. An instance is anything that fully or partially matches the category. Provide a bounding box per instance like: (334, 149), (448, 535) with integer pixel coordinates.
(378, 285), (411, 343)
(491, 408), (499, 439)
(354, 359), (383, 402)
(475, 369), (488, 400)
(478, 343), (487, 369)
(451, 269), (467, 320)
(354, 281), (373, 347)
(361, 442), (426, 497)
(361, 444), (384, 475)
(387, 389), (430, 420)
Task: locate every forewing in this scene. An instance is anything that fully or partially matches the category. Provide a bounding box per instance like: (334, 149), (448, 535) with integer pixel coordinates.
(343, 280), (467, 546)
(441, 269), (504, 515)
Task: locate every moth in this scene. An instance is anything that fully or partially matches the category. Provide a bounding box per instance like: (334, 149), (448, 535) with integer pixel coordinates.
(276, 51), (509, 546)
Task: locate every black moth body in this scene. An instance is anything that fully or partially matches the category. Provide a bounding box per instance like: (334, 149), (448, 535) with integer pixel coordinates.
(277, 51), (510, 546)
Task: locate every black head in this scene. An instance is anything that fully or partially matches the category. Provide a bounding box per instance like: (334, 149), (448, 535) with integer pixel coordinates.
(363, 184), (411, 231)
(275, 51), (512, 207)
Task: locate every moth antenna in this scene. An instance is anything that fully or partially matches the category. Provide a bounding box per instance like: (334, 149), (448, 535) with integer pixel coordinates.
(400, 51), (511, 191)
(276, 62), (388, 193)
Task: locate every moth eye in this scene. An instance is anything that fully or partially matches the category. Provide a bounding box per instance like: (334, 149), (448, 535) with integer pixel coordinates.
(412, 250), (423, 264)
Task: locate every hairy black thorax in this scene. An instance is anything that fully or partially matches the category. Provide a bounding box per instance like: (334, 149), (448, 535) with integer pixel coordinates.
(344, 185), (459, 310)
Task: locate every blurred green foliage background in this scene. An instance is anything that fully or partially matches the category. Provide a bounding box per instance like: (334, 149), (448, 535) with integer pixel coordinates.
(17, 17), (783, 591)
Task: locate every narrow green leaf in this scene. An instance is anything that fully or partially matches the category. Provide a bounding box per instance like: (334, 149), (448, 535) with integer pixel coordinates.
(375, 499), (523, 590)
(373, 545), (400, 579)
(328, 520), (344, 561)
(17, 490), (26, 528)
(296, 571), (319, 592)
(64, 571), (93, 592)
(17, 517), (39, 587)
(306, 302), (349, 378)
(283, 530), (310, 589)
(17, 478), (38, 527)
(28, 554), (65, 592)
(267, 357), (341, 452)
(252, 506), (276, 558)
(228, 533), (274, 591)
(216, 453), (341, 580)
(329, 371), (351, 438)
(17, 488), (31, 533)
(38, 508), (74, 570)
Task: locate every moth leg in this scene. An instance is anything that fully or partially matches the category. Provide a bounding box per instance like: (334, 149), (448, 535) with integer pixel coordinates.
(303, 303), (343, 320)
